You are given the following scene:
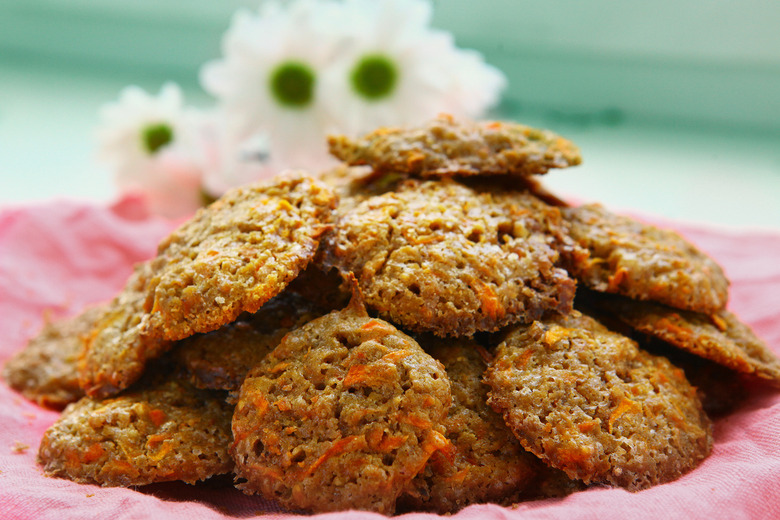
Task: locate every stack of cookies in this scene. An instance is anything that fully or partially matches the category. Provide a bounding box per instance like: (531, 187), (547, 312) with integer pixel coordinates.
(5, 115), (780, 515)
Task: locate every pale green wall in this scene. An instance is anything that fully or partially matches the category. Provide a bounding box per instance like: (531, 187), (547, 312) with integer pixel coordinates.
(1, 0), (778, 132)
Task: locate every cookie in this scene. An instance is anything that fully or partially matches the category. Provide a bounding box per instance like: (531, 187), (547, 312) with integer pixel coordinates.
(79, 174), (338, 399)
(401, 338), (541, 513)
(561, 203), (729, 313)
(148, 172), (338, 340)
(600, 296), (780, 388)
(38, 375), (233, 487)
(640, 336), (748, 417)
(78, 261), (172, 399)
(328, 114), (581, 177)
(321, 179), (576, 337)
(174, 291), (328, 394)
(3, 305), (106, 409)
(484, 311), (712, 490)
(231, 298), (452, 514)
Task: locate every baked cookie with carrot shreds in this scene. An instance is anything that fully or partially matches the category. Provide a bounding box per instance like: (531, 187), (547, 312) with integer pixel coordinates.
(599, 296), (780, 388)
(174, 290), (329, 395)
(38, 374), (233, 487)
(560, 203), (729, 313)
(231, 297), (452, 515)
(327, 114), (581, 177)
(484, 311), (712, 490)
(78, 261), (172, 399)
(321, 178), (577, 337)
(147, 172), (338, 341)
(400, 338), (542, 513)
(79, 175), (337, 400)
(3, 304), (106, 409)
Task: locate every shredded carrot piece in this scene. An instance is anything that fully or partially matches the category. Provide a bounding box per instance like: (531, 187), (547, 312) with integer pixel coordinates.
(607, 268), (629, 291)
(543, 325), (571, 346)
(556, 445), (594, 465)
(306, 435), (366, 475)
(578, 420), (599, 434)
(257, 465), (285, 481)
(425, 431), (450, 455)
(609, 397), (638, 434)
(252, 394), (269, 416)
(380, 350), (412, 364)
(104, 460), (135, 474)
(710, 313), (729, 332)
(474, 280), (504, 320)
(146, 434), (168, 450)
(656, 317), (692, 341)
(343, 352), (407, 387)
(444, 468), (470, 484)
(149, 442), (174, 462)
(275, 399), (292, 412)
(148, 409), (167, 427)
(83, 444), (104, 463)
(270, 361), (290, 374)
(378, 434), (408, 453)
(515, 349), (535, 369)
(402, 414), (433, 430)
(360, 319), (391, 332)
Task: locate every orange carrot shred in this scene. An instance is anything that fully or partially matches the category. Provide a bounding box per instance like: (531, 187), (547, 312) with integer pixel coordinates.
(609, 397), (638, 434)
(82, 443), (105, 464)
(306, 436), (366, 475)
(474, 280), (504, 320)
(148, 409), (167, 427)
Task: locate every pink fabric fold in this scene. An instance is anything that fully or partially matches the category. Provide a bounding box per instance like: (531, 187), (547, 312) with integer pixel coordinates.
(1, 198), (779, 520)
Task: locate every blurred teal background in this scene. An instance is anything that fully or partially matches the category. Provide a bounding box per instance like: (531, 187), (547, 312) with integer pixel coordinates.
(1, 0), (779, 228)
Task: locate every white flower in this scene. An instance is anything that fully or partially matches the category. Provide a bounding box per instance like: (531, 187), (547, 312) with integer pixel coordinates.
(319, 0), (506, 136)
(97, 83), (207, 218)
(200, 0), (342, 172)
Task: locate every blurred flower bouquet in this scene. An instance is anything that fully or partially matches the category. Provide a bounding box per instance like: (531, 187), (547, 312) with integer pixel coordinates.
(97, 0), (506, 218)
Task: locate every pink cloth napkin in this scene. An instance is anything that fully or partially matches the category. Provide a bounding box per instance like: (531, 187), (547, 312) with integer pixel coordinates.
(1, 197), (779, 520)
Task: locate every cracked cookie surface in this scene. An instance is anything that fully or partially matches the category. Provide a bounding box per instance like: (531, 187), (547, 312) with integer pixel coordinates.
(484, 311), (712, 490)
(401, 338), (541, 513)
(39, 375), (233, 487)
(231, 299), (451, 514)
(328, 115), (581, 177)
(322, 179), (576, 337)
(4, 305), (106, 409)
(561, 203), (729, 313)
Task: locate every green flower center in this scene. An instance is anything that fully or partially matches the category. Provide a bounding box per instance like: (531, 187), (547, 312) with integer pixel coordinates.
(269, 61), (316, 108)
(350, 54), (398, 101)
(142, 123), (174, 154)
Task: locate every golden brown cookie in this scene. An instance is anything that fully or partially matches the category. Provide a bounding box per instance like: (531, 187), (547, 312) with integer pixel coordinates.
(78, 262), (172, 399)
(321, 179), (576, 337)
(38, 375), (233, 487)
(174, 291), (328, 394)
(79, 174), (338, 400)
(231, 298), (452, 514)
(600, 296), (780, 388)
(148, 173), (338, 340)
(328, 114), (581, 177)
(639, 336), (749, 417)
(561, 203), (729, 313)
(484, 311), (712, 490)
(3, 305), (106, 409)
(401, 338), (541, 513)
